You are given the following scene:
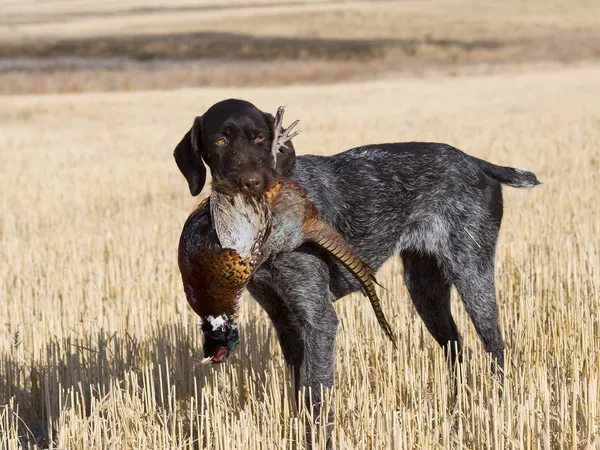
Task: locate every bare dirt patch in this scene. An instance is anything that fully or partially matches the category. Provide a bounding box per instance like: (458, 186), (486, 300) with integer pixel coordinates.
(1, 31), (599, 95)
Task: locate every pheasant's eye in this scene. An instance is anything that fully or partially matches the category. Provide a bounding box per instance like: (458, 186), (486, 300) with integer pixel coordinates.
(215, 137), (227, 147)
(254, 135), (264, 144)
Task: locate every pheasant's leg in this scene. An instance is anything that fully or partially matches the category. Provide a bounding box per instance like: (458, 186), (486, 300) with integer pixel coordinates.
(270, 106), (301, 168)
(249, 250), (336, 450)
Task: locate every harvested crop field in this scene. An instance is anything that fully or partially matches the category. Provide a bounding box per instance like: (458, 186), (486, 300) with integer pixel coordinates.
(1, 63), (599, 448)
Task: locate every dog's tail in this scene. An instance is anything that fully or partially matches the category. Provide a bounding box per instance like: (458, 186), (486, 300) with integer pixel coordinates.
(473, 157), (542, 188)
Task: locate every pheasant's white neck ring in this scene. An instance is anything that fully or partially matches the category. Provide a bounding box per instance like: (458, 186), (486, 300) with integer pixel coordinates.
(204, 314), (232, 331)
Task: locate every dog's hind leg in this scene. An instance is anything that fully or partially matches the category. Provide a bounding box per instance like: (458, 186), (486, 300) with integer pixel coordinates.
(446, 221), (505, 379)
(401, 252), (463, 374)
(453, 261), (505, 378)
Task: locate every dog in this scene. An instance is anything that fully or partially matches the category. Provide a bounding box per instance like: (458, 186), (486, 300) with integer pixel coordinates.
(173, 98), (540, 442)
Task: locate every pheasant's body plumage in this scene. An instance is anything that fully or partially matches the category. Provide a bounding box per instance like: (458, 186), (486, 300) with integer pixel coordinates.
(178, 179), (397, 360)
(178, 101), (395, 365)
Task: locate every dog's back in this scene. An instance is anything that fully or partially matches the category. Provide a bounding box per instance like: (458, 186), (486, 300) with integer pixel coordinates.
(288, 143), (539, 290)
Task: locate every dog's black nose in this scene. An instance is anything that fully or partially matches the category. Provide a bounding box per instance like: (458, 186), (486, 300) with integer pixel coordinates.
(241, 172), (264, 195)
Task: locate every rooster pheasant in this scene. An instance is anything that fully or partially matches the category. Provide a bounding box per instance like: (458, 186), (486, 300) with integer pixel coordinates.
(178, 107), (396, 364)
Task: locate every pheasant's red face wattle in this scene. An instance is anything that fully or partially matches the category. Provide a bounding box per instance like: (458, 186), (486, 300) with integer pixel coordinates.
(212, 348), (229, 363)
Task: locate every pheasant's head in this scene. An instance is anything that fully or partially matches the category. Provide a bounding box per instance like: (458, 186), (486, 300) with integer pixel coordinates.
(200, 314), (240, 364)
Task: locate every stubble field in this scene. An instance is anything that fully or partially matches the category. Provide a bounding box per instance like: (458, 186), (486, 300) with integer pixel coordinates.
(1, 64), (599, 449)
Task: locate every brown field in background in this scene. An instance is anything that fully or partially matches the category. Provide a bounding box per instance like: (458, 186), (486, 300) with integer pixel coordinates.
(1, 0), (600, 448)
(1, 63), (599, 448)
(1, 0), (600, 94)
(2, 0), (599, 40)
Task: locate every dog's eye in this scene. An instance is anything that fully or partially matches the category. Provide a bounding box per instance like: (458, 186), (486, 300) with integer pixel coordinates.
(215, 138), (227, 147)
(254, 135), (264, 144)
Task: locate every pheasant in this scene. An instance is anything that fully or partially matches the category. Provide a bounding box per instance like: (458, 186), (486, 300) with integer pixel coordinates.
(178, 190), (271, 363)
(177, 107), (396, 364)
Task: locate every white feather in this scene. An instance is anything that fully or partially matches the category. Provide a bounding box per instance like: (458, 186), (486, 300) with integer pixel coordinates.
(210, 191), (271, 258)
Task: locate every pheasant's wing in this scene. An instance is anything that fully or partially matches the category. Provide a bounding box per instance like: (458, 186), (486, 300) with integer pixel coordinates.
(178, 198), (214, 257)
(210, 191), (272, 261)
(303, 219), (397, 347)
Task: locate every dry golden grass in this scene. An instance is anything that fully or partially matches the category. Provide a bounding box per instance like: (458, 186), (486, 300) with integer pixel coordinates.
(1, 63), (600, 448)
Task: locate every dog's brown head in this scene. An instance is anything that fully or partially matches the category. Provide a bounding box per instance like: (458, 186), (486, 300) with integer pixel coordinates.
(174, 99), (296, 197)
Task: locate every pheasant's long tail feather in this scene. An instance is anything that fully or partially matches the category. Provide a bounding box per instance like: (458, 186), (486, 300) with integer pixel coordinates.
(304, 220), (397, 347)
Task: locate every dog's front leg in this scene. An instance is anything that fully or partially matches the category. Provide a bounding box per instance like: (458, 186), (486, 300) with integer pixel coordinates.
(293, 298), (338, 441)
(272, 302), (337, 449)
(249, 250), (337, 449)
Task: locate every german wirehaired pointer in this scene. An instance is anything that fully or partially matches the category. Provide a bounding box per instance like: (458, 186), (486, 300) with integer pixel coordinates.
(173, 98), (540, 438)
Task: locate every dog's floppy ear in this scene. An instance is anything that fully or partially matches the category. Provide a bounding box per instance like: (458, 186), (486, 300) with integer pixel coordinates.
(264, 112), (296, 177)
(174, 116), (206, 196)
